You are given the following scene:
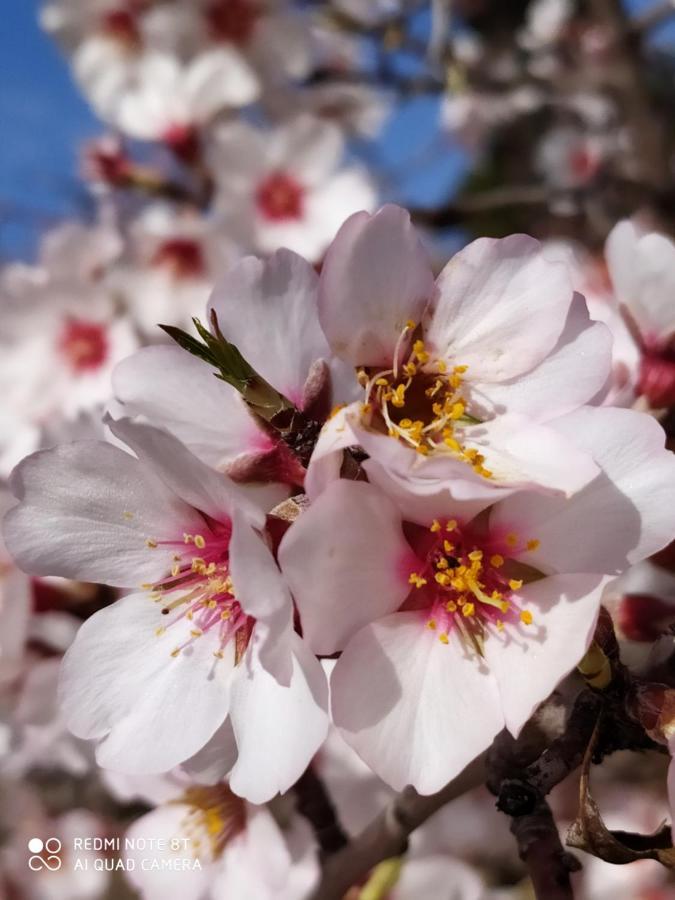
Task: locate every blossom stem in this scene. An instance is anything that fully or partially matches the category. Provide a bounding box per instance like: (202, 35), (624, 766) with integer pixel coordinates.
(308, 753), (487, 900)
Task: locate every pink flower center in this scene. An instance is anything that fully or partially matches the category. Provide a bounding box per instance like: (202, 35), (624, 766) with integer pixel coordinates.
(58, 319), (109, 373)
(162, 124), (201, 164)
(638, 352), (675, 409)
(151, 238), (206, 279)
(255, 171), (305, 222)
(205, 0), (260, 46)
(569, 145), (598, 181)
(405, 518), (542, 652)
(99, 9), (141, 46)
(144, 523), (254, 663)
(357, 322), (492, 479)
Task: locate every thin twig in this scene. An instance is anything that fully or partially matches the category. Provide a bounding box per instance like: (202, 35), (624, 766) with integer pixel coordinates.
(310, 752), (487, 900)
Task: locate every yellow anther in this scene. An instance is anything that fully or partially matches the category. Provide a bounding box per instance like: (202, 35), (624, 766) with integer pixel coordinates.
(416, 445), (429, 455)
(403, 363), (417, 377)
(446, 520), (457, 531)
(413, 339), (429, 363)
(506, 533), (519, 547)
(490, 554), (504, 568)
(194, 534), (206, 549)
(508, 579), (523, 591)
(462, 602), (475, 618)
(375, 377), (389, 386)
(405, 319), (416, 330)
(145, 538), (158, 549)
(454, 365), (468, 374)
(399, 418), (413, 428)
(391, 384), (407, 407)
(361, 403), (372, 415)
(430, 519), (441, 532)
(155, 626), (166, 637)
(171, 564), (180, 577)
(190, 629), (203, 638)
(436, 359), (447, 373)
(170, 648), (180, 658)
(439, 632), (449, 644)
(436, 557), (449, 570)
(520, 610), (533, 625)
(220, 610), (231, 620)
(445, 600), (457, 612)
(427, 619), (437, 630)
(123, 510), (134, 520)
(500, 600), (511, 614)
(450, 401), (465, 420)
(435, 572), (450, 586)
(443, 540), (454, 554)
(527, 539), (540, 551)
(444, 436), (461, 451)
(213, 651), (224, 659)
(408, 573), (427, 588)
(497, 620), (505, 631)
(468, 550), (483, 562)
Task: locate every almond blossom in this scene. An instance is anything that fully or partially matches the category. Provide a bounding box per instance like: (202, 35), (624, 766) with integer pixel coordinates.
(308, 203), (611, 503)
(0, 260), (137, 476)
(208, 116), (376, 261)
(606, 219), (675, 408)
(112, 247), (342, 486)
(107, 203), (242, 336)
(123, 780), (319, 900)
(3, 418), (328, 801)
(279, 407), (675, 792)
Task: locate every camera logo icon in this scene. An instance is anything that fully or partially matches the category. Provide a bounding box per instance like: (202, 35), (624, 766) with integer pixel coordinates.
(28, 838), (62, 871)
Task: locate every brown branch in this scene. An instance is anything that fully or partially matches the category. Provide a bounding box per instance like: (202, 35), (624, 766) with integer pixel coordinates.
(309, 751), (486, 900)
(410, 185), (551, 228)
(294, 764), (349, 859)
(510, 797), (581, 900)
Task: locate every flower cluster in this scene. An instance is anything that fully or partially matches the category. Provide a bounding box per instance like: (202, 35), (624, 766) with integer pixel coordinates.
(3, 1), (675, 898)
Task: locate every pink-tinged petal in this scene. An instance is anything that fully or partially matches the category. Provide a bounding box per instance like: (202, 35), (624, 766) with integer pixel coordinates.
(128, 804), (217, 895)
(273, 115), (343, 185)
(207, 249), (328, 409)
(318, 205), (435, 366)
(181, 717), (238, 785)
(462, 415), (599, 496)
(332, 613), (504, 794)
(304, 403), (360, 501)
(216, 807), (313, 900)
(227, 634), (329, 804)
(363, 459), (495, 526)
(429, 235), (573, 381)
(494, 407), (675, 575)
(668, 751), (675, 822)
(352, 410), (598, 499)
(484, 574), (605, 736)
(229, 508), (292, 621)
(5, 442), (202, 588)
(475, 294), (613, 422)
(59, 592), (235, 772)
(184, 47), (259, 119)
(108, 417), (264, 528)
(606, 220), (675, 342)
(113, 345), (271, 470)
(124, 804), (215, 900)
(278, 480), (412, 655)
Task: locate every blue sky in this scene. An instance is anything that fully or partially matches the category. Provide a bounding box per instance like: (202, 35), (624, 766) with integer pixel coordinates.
(1, 1), (100, 259)
(1, 0), (673, 261)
